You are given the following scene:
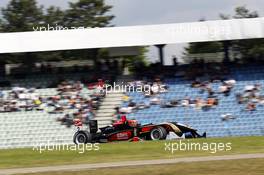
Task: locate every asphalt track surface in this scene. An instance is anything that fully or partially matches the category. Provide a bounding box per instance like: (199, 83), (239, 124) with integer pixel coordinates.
(1, 153), (264, 175)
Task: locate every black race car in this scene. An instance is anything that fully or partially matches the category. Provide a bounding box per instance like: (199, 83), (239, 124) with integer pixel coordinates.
(73, 116), (206, 144)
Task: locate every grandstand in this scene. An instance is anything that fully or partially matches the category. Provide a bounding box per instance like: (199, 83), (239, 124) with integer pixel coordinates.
(124, 63), (264, 138)
(0, 69), (122, 149)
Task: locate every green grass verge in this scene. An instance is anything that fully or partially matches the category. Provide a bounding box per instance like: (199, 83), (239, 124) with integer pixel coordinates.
(21, 158), (264, 175)
(0, 136), (263, 169)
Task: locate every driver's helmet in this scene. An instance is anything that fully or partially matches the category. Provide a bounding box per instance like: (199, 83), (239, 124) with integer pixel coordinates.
(128, 120), (138, 127)
(113, 115), (127, 127)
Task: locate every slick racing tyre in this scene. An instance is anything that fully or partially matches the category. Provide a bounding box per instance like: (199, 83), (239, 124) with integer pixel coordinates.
(73, 131), (92, 144)
(150, 126), (167, 140)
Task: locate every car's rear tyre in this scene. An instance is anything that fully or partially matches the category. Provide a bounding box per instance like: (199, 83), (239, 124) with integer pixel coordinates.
(150, 126), (167, 140)
(73, 131), (92, 144)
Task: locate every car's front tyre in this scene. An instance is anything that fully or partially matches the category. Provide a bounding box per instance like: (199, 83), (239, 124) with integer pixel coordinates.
(150, 126), (167, 140)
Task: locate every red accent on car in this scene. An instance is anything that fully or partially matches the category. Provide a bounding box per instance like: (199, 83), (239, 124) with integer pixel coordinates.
(97, 79), (104, 88)
(141, 126), (153, 132)
(87, 82), (98, 89)
(130, 137), (141, 142)
(108, 130), (133, 141)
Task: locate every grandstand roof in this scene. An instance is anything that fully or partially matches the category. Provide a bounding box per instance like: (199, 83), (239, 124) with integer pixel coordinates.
(0, 17), (263, 53)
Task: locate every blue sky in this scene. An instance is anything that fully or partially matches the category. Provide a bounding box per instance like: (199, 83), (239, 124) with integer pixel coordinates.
(0, 0), (263, 64)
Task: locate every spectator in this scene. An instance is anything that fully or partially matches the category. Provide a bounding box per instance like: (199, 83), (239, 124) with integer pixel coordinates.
(150, 97), (161, 105)
(246, 103), (256, 111)
(195, 98), (204, 110)
(191, 80), (201, 88)
(221, 114), (236, 121)
(181, 97), (190, 107)
(219, 84), (231, 96)
(224, 79), (236, 87)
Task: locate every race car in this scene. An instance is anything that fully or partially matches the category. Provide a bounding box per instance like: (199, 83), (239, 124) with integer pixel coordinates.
(73, 116), (206, 144)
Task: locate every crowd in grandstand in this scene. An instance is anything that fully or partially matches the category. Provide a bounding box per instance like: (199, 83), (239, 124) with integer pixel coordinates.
(236, 84), (264, 111)
(0, 87), (43, 112)
(1, 59), (264, 127)
(117, 61), (264, 121)
(0, 79), (107, 127)
(56, 80), (106, 126)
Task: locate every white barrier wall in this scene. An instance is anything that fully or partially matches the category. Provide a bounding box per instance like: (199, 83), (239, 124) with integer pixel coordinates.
(0, 17), (263, 53)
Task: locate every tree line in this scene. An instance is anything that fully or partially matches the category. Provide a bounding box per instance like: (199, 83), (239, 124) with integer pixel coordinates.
(184, 6), (264, 63)
(0, 0), (114, 64)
